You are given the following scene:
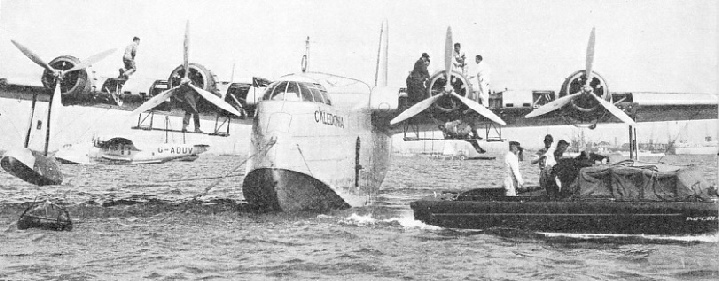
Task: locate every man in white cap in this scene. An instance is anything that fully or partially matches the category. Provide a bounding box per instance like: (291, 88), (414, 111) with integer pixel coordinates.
(503, 141), (524, 196)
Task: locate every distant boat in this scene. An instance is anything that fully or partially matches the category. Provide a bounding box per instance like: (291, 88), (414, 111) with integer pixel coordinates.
(672, 140), (718, 155)
(668, 123), (718, 155)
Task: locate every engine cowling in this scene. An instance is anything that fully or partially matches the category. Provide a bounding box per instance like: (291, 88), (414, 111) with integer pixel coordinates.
(41, 55), (92, 99)
(167, 63), (224, 113)
(426, 70), (472, 120)
(559, 70), (610, 113)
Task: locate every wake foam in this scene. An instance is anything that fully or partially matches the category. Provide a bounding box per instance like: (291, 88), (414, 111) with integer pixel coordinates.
(338, 212), (441, 230)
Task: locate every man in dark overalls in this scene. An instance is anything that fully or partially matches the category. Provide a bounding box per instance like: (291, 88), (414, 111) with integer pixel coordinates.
(172, 70), (203, 133)
(405, 53), (431, 105)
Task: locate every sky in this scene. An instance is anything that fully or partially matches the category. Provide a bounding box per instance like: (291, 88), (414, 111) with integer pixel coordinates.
(0, 0), (717, 145)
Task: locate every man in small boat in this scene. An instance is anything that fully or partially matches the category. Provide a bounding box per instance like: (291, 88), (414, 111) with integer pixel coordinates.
(503, 141), (524, 196)
(532, 134), (553, 191)
(544, 139), (570, 198)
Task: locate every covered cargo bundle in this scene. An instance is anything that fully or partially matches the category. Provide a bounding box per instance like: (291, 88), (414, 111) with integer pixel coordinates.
(568, 163), (712, 202)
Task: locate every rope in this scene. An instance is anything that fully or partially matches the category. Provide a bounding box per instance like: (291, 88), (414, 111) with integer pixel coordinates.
(296, 144), (313, 177)
(191, 136), (277, 199)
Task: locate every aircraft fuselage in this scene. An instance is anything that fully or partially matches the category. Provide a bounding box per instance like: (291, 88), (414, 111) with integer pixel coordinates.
(242, 81), (391, 211)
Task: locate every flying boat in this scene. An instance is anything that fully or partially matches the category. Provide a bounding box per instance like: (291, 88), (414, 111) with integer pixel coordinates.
(242, 22), (718, 221)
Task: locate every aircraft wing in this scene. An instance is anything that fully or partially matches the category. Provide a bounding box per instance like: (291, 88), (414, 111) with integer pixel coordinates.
(374, 92), (717, 133)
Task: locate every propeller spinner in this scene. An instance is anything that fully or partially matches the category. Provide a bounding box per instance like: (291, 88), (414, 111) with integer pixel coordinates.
(525, 28), (636, 126)
(390, 27), (506, 126)
(132, 21), (243, 117)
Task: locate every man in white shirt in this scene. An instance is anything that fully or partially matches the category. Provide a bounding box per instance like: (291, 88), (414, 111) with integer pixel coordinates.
(452, 43), (466, 75)
(474, 55), (491, 107)
(503, 141), (524, 196)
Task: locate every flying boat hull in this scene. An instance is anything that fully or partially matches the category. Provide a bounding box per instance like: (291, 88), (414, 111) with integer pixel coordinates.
(242, 99), (390, 212)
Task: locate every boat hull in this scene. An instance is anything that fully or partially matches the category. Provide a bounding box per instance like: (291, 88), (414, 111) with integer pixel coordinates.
(411, 196), (719, 235)
(243, 168), (351, 212)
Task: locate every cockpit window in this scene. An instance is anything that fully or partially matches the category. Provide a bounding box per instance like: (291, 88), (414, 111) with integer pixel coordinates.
(298, 83), (314, 102)
(262, 80), (332, 105)
(285, 82), (300, 101)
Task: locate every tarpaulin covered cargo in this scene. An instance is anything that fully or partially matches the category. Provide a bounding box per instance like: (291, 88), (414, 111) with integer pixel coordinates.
(571, 163), (711, 201)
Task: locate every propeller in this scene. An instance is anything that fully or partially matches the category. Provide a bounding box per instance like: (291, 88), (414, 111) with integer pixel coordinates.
(11, 39), (115, 81)
(390, 94), (442, 125)
(132, 20), (243, 117)
(525, 28), (636, 126)
(390, 26), (506, 126)
(585, 28), (595, 87)
(444, 27), (453, 93)
(11, 40), (53, 72)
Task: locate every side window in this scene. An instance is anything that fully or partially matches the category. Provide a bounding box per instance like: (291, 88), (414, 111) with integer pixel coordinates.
(298, 83), (314, 102)
(320, 90), (331, 105)
(262, 82), (277, 101)
(309, 87), (324, 104)
(271, 81), (288, 101)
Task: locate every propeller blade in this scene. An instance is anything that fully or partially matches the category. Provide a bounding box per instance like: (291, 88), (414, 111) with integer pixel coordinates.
(591, 94), (636, 125)
(525, 94), (577, 118)
(585, 28), (595, 86)
(11, 40), (53, 71)
(449, 92), (506, 125)
(183, 21), (190, 80)
(444, 26), (453, 92)
(390, 94), (443, 125)
(188, 84), (243, 117)
(68, 48), (117, 72)
(131, 87), (176, 115)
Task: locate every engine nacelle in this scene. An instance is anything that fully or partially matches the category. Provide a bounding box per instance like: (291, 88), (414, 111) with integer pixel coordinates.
(559, 70), (610, 113)
(41, 55), (92, 100)
(167, 63), (227, 113)
(426, 70), (473, 121)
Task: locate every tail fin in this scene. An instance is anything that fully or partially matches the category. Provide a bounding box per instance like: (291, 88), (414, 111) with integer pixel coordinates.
(374, 19), (389, 87)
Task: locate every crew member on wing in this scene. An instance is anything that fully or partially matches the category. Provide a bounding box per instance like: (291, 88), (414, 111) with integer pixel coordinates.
(504, 141), (524, 196)
(120, 37), (140, 79)
(450, 43), (467, 95)
(531, 134), (554, 190)
(452, 43), (466, 75)
(474, 55), (491, 107)
(405, 53), (431, 105)
(172, 70), (203, 133)
(439, 118), (485, 153)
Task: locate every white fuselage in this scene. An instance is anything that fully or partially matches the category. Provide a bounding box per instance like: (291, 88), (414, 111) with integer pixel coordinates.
(243, 76), (392, 211)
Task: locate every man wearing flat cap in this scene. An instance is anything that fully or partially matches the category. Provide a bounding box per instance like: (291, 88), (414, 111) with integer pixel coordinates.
(532, 134), (554, 190)
(504, 141), (524, 196)
(405, 53), (431, 105)
(543, 138), (570, 198)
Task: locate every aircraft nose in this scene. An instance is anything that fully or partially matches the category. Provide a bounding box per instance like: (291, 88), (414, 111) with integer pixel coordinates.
(263, 112), (292, 134)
